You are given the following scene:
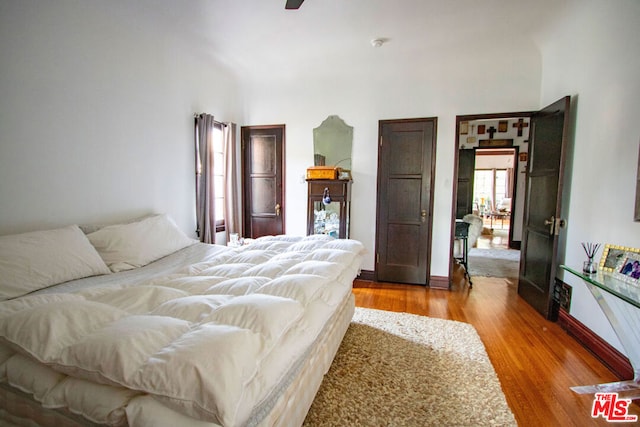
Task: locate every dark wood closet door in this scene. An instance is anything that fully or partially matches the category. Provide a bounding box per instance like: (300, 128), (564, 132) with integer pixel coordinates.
(241, 125), (285, 238)
(375, 118), (437, 285)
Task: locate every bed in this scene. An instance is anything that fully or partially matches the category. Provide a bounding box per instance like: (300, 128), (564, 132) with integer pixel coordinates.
(0, 214), (365, 427)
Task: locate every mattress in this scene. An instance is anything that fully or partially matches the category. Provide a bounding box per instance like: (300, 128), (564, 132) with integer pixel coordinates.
(0, 235), (363, 427)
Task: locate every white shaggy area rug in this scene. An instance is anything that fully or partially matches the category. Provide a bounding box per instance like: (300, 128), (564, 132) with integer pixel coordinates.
(467, 248), (520, 278)
(303, 308), (517, 426)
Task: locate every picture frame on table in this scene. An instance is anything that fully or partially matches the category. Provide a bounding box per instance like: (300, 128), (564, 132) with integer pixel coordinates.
(612, 250), (640, 286)
(599, 244), (628, 272)
(338, 169), (352, 180)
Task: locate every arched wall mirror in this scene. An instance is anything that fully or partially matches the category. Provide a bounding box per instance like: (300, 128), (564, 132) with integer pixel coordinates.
(313, 115), (353, 171)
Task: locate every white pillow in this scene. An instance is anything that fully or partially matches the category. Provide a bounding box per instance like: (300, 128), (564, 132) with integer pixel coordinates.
(87, 214), (197, 272)
(78, 214), (156, 235)
(0, 225), (111, 301)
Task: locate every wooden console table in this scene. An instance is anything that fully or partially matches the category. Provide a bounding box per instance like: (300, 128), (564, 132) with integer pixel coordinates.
(560, 265), (640, 398)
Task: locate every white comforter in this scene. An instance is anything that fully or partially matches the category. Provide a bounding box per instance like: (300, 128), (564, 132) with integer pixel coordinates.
(0, 235), (364, 427)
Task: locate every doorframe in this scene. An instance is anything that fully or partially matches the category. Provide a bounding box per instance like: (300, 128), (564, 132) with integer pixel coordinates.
(375, 117), (438, 286)
(450, 111), (534, 283)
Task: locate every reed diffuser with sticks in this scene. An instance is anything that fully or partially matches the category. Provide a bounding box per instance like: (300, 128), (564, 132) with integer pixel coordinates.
(582, 242), (601, 274)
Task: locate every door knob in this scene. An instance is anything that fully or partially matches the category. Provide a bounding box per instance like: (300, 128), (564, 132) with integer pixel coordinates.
(275, 203), (281, 216)
(544, 216), (566, 235)
(420, 210), (427, 223)
(544, 216), (555, 235)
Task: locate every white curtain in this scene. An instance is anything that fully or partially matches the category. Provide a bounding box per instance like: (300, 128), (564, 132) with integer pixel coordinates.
(223, 122), (240, 241)
(195, 114), (217, 243)
(195, 114), (240, 244)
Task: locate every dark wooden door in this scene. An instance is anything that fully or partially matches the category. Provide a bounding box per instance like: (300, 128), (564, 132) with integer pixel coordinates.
(518, 96), (570, 319)
(456, 149), (476, 218)
(376, 118), (437, 285)
(241, 125), (285, 238)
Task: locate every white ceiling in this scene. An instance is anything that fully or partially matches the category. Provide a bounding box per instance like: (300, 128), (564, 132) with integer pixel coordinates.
(130, 0), (569, 82)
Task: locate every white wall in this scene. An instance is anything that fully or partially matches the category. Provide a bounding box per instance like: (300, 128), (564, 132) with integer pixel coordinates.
(242, 41), (543, 274)
(0, 1), (242, 236)
(474, 153), (514, 169)
(538, 0), (640, 353)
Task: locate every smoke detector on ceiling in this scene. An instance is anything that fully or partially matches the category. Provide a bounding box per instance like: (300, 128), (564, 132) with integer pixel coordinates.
(370, 38), (386, 48)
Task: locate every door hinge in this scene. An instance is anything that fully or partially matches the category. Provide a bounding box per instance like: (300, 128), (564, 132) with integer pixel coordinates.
(376, 253), (379, 264)
(379, 137), (383, 147)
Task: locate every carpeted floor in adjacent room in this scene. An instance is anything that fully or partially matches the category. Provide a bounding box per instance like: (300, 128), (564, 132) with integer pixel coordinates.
(467, 248), (520, 278)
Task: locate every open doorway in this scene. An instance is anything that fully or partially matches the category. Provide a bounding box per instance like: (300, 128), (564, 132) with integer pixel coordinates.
(452, 113), (532, 280)
(473, 148), (516, 249)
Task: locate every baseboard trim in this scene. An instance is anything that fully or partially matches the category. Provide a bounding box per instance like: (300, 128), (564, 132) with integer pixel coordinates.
(429, 275), (450, 289)
(558, 308), (633, 380)
(358, 270), (375, 281)
(356, 270), (450, 289)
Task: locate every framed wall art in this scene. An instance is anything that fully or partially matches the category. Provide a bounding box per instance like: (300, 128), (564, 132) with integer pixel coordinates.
(460, 121), (469, 135)
(479, 138), (513, 148)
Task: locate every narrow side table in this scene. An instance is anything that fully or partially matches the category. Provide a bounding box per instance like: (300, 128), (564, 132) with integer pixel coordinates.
(560, 265), (640, 398)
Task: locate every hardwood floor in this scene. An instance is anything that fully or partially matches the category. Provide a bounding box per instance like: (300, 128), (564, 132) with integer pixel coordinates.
(352, 272), (639, 426)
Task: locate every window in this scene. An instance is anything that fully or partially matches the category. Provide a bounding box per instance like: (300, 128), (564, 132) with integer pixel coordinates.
(195, 114), (235, 243)
(212, 124), (225, 232)
(473, 168), (508, 213)
(474, 169), (493, 213)
(494, 169), (507, 205)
